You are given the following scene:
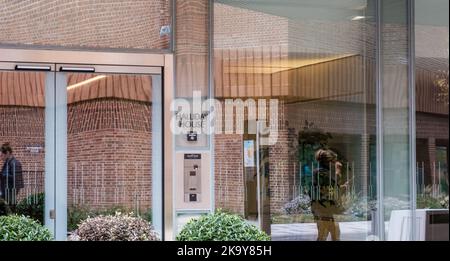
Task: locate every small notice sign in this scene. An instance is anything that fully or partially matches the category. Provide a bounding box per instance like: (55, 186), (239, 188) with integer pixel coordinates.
(26, 146), (43, 154)
(243, 140), (255, 167)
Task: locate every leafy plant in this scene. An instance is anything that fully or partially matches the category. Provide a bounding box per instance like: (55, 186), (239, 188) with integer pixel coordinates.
(0, 199), (11, 216)
(282, 194), (312, 215)
(295, 121), (351, 192)
(68, 205), (152, 231)
(417, 195), (445, 209)
(68, 205), (93, 231)
(440, 196), (449, 209)
(343, 195), (376, 219)
(69, 212), (159, 241)
(298, 121), (333, 153)
(15, 193), (45, 224)
(0, 215), (52, 241)
(176, 210), (270, 241)
(295, 121), (331, 191)
(417, 185), (449, 209)
(142, 208), (152, 224)
(214, 208), (246, 219)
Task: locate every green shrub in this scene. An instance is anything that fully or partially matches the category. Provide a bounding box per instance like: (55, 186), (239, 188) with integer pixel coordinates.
(142, 208), (152, 224)
(68, 205), (152, 231)
(417, 195), (444, 209)
(15, 193), (45, 224)
(0, 199), (11, 216)
(283, 194), (312, 215)
(69, 212), (159, 241)
(440, 196), (449, 209)
(68, 205), (93, 231)
(68, 205), (130, 232)
(0, 215), (52, 241)
(176, 210), (270, 241)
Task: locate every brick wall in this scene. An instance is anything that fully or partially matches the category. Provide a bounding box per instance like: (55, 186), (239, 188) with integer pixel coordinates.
(266, 100), (295, 213)
(214, 134), (245, 215)
(214, 3), (288, 49)
(0, 0), (171, 50)
(175, 0), (209, 97)
(68, 129), (152, 211)
(0, 98), (153, 212)
(68, 99), (152, 210)
(267, 128), (293, 213)
(0, 106), (45, 202)
(68, 99), (153, 211)
(213, 99), (297, 215)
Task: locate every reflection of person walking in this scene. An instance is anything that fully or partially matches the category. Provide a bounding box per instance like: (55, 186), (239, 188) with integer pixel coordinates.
(311, 148), (343, 241)
(1, 143), (24, 206)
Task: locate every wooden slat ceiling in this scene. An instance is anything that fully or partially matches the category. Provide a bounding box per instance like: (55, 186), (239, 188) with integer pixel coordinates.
(67, 74), (152, 104)
(0, 71), (46, 107)
(0, 72), (152, 107)
(213, 50), (369, 101)
(0, 59), (447, 115)
(213, 49), (448, 114)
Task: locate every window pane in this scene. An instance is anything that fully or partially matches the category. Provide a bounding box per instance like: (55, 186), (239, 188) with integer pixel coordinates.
(415, 0), (449, 241)
(0, 70), (49, 227)
(214, 0), (377, 241)
(379, 0), (413, 241)
(64, 72), (162, 238)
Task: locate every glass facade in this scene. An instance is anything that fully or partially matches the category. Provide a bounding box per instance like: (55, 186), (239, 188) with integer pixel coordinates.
(0, 70), (49, 213)
(63, 72), (162, 237)
(414, 0), (449, 241)
(212, 0), (448, 241)
(213, 0), (378, 241)
(0, 0), (448, 241)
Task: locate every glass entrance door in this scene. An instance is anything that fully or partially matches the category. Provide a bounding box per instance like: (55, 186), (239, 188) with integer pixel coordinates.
(1, 49), (171, 241)
(53, 64), (163, 240)
(0, 62), (55, 233)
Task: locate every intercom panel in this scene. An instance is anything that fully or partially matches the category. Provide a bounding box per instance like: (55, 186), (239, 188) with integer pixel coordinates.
(183, 154), (202, 203)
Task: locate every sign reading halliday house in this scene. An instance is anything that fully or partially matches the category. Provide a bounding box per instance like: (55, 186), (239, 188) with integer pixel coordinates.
(175, 110), (210, 148)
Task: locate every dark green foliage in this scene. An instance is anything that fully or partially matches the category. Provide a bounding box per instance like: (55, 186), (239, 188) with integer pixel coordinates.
(0, 215), (52, 241)
(15, 193), (45, 224)
(68, 205), (152, 231)
(0, 199), (11, 216)
(176, 210), (270, 241)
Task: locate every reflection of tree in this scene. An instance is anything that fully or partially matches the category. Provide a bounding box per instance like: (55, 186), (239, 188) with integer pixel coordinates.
(295, 121), (350, 193)
(297, 120), (332, 164)
(295, 121), (332, 191)
(435, 69), (449, 105)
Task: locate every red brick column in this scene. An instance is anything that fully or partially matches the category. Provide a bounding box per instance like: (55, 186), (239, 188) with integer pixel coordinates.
(214, 134), (245, 215)
(268, 100), (294, 214)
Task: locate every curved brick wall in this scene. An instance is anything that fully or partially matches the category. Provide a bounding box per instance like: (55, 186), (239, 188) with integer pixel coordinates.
(0, 98), (153, 212)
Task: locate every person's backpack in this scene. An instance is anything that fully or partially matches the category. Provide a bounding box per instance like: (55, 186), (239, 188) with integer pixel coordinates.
(312, 167), (347, 215)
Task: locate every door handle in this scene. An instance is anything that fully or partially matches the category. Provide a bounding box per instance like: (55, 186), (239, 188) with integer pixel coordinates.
(49, 209), (56, 220)
(59, 66), (95, 73)
(15, 65), (52, 71)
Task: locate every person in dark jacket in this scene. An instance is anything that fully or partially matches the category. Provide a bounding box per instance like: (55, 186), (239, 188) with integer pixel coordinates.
(1, 143), (24, 205)
(310, 148), (346, 241)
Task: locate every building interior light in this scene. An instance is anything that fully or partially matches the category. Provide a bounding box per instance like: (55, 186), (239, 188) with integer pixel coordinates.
(67, 75), (107, 90)
(351, 16), (366, 21)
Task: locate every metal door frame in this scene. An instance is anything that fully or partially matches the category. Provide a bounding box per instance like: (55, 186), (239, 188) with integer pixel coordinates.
(0, 48), (174, 241)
